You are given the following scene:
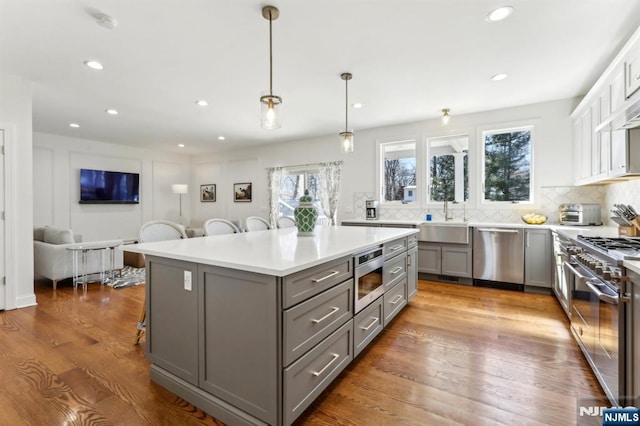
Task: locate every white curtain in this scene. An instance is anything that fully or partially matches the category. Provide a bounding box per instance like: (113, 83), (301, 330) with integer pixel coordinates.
(267, 167), (283, 228)
(318, 161), (343, 225)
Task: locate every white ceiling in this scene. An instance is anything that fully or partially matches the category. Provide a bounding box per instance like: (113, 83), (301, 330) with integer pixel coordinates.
(2, 0), (640, 155)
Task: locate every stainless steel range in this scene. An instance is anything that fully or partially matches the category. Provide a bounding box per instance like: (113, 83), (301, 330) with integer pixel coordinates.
(565, 235), (635, 406)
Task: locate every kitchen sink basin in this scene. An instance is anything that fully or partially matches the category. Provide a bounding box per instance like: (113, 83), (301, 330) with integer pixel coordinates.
(418, 223), (469, 244)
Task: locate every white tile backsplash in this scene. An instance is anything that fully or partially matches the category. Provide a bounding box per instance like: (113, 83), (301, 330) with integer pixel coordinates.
(353, 185), (610, 224)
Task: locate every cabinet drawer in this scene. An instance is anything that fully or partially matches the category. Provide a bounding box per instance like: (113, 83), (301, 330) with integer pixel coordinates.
(383, 252), (407, 290)
(383, 278), (407, 326)
(407, 233), (418, 249)
(353, 296), (383, 357)
(283, 279), (353, 366)
(284, 319), (353, 425)
(384, 237), (407, 260)
(283, 256), (353, 308)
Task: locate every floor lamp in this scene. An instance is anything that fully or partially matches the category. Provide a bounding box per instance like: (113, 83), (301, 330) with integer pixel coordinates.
(171, 184), (188, 225)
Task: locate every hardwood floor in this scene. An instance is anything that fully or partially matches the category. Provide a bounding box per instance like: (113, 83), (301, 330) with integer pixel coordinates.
(0, 279), (605, 425)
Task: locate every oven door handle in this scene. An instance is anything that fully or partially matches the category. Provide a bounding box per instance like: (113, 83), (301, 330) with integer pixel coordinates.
(563, 261), (590, 283)
(585, 281), (619, 305)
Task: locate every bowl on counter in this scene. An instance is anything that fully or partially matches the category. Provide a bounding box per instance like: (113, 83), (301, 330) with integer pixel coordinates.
(521, 213), (547, 225)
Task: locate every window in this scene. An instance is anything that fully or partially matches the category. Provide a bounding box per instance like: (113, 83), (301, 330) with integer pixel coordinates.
(279, 168), (325, 220)
(381, 140), (416, 203)
(427, 135), (469, 202)
(482, 126), (532, 203)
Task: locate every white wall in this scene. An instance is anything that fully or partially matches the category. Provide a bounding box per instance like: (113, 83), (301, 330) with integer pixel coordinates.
(189, 98), (578, 224)
(0, 74), (35, 309)
(33, 133), (190, 241)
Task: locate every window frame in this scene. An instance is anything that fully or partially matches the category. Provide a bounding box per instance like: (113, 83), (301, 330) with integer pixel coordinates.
(477, 122), (536, 207)
(375, 136), (420, 206)
(278, 165), (325, 219)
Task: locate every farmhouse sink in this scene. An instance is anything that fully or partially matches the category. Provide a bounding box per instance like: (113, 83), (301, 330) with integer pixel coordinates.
(418, 223), (469, 244)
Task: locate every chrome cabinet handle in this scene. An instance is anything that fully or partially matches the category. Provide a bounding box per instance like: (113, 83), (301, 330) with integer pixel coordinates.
(390, 295), (403, 305)
(312, 270), (340, 283)
(360, 317), (379, 331)
(312, 353), (340, 377)
(563, 262), (590, 281)
(389, 244), (404, 251)
(390, 266), (403, 275)
(311, 306), (340, 324)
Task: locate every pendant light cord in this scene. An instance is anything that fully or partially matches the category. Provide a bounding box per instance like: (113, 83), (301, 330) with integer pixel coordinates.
(269, 10), (273, 96)
(345, 77), (348, 130)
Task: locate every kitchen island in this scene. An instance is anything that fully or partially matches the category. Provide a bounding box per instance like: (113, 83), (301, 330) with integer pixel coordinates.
(125, 225), (418, 426)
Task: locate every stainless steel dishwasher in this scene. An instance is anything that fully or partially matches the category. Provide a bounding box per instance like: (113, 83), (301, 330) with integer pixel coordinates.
(473, 227), (525, 284)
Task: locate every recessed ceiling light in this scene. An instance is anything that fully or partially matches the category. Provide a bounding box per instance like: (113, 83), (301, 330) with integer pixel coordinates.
(105, 108), (118, 115)
(196, 100), (208, 107)
(83, 60), (104, 70)
(178, 144), (185, 148)
(218, 136), (226, 141)
(490, 73), (508, 81)
(486, 6), (513, 22)
(69, 123), (80, 128)
(352, 103), (363, 109)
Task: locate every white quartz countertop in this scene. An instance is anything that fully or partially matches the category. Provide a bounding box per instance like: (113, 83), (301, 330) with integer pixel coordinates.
(124, 226), (418, 276)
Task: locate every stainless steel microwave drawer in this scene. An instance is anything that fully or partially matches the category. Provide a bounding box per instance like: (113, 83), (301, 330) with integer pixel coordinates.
(384, 237), (407, 260)
(284, 319), (353, 425)
(283, 279), (353, 366)
(383, 252), (407, 290)
(283, 255), (353, 309)
(384, 278), (407, 326)
(353, 295), (384, 357)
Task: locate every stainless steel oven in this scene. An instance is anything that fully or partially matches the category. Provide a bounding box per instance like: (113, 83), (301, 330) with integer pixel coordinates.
(354, 246), (385, 313)
(568, 236), (635, 406)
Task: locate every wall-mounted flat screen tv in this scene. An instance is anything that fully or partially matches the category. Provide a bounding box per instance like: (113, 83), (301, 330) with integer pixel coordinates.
(79, 168), (140, 204)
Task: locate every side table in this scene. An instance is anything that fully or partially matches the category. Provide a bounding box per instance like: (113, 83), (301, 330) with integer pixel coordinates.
(67, 240), (123, 292)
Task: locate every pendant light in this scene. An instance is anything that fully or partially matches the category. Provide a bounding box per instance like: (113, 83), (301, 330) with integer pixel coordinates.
(340, 72), (354, 153)
(441, 108), (450, 125)
(260, 6), (282, 130)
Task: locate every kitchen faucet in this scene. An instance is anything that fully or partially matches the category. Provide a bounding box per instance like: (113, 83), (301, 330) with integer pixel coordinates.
(444, 199), (454, 221)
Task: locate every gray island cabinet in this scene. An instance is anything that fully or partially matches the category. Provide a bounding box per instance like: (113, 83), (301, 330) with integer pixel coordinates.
(126, 226), (418, 426)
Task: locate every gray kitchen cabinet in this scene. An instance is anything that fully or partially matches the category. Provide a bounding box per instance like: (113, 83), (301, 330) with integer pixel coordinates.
(417, 243), (441, 274)
(146, 257), (200, 386)
(407, 246), (418, 299)
(143, 235), (417, 426)
(524, 228), (552, 289)
(625, 40), (640, 99)
(418, 242), (472, 279)
(383, 278), (407, 326)
(442, 246), (473, 278)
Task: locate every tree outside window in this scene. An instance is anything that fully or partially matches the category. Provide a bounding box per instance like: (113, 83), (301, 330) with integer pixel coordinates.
(483, 127), (532, 203)
(381, 141), (416, 203)
(427, 135), (469, 203)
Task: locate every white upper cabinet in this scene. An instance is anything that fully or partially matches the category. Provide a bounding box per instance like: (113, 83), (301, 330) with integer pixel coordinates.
(572, 25), (640, 185)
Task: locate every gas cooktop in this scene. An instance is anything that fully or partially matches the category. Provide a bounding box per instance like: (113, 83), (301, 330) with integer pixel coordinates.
(576, 235), (640, 261)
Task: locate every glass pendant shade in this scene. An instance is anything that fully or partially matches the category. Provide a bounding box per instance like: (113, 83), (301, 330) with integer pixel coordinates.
(441, 108), (450, 125)
(260, 92), (282, 130)
(340, 131), (354, 153)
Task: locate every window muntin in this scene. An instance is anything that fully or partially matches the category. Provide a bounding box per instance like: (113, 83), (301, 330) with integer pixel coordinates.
(381, 140), (417, 203)
(482, 127), (532, 203)
(427, 135), (469, 203)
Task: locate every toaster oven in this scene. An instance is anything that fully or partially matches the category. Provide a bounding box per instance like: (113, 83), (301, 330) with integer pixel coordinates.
(558, 203), (602, 226)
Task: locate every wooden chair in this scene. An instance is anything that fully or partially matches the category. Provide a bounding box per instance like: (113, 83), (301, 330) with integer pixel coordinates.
(134, 220), (187, 344)
(277, 216), (296, 228)
(244, 216), (271, 232)
(203, 218), (241, 236)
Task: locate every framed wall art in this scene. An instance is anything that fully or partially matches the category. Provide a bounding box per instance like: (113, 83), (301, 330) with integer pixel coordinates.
(234, 182), (252, 202)
(200, 184), (216, 202)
